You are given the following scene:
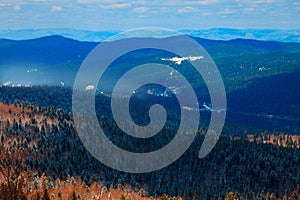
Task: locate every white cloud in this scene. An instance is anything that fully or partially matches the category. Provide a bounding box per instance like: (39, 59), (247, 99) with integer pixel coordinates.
(101, 3), (131, 9)
(134, 6), (148, 13)
(293, 2), (300, 11)
(245, 7), (255, 12)
(219, 8), (234, 15)
(31, 0), (56, 2)
(177, 6), (197, 13)
(0, 3), (11, 7)
(255, 0), (278, 3)
(185, 0), (218, 5)
(51, 6), (63, 12)
(235, 0), (278, 4)
(77, 0), (122, 3)
(13, 5), (21, 10)
(134, 0), (147, 5)
(202, 11), (212, 16)
(77, 0), (102, 3)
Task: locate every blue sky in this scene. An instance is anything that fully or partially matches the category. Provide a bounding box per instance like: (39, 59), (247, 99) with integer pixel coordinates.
(0, 0), (299, 31)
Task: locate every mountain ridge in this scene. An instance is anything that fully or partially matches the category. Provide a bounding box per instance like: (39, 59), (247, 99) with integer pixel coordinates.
(0, 28), (299, 43)
(0, 35), (299, 133)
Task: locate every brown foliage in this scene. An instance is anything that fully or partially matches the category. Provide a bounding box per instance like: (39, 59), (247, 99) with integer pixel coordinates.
(0, 145), (28, 200)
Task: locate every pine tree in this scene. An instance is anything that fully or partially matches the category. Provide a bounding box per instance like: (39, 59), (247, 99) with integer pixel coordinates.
(71, 191), (77, 200)
(43, 188), (50, 200)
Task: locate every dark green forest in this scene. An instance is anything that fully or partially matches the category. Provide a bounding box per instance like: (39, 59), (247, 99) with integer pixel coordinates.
(0, 86), (299, 199)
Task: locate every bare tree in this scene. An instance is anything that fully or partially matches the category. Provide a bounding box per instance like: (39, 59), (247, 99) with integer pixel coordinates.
(0, 144), (28, 200)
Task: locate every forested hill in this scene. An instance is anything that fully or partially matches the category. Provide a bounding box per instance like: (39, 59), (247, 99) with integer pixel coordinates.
(0, 36), (299, 131)
(0, 35), (300, 134)
(1, 35), (299, 67)
(0, 35), (299, 89)
(0, 95), (299, 199)
(0, 35), (95, 65)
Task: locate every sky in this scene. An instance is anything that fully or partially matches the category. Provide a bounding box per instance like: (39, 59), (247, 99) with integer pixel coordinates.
(0, 0), (299, 31)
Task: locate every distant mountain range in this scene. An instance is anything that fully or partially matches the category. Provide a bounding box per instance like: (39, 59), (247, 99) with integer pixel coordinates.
(0, 35), (300, 133)
(0, 35), (299, 87)
(0, 28), (299, 43)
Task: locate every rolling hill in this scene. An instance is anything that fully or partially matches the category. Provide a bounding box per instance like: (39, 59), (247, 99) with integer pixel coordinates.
(0, 35), (300, 133)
